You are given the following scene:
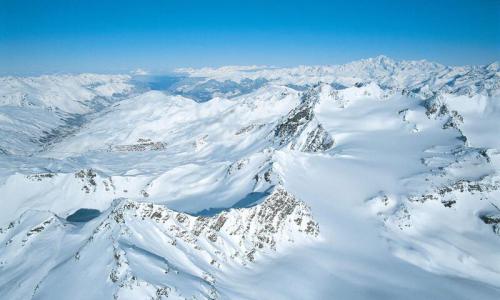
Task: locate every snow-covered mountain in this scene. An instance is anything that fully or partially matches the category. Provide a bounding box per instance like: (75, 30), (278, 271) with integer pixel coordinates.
(1, 56), (499, 299)
(0, 74), (136, 156)
(176, 55), (499, 98)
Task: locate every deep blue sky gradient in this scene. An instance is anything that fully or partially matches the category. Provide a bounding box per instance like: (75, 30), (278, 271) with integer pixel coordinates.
(0, 0), (499, 74)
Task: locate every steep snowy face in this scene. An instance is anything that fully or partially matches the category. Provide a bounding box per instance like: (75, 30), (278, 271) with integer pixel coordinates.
(0, 188), (318, 300)
(1, 56), (500, 299)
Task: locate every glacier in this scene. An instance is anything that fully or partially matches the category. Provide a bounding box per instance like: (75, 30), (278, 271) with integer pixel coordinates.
(0, 56), (499, 299)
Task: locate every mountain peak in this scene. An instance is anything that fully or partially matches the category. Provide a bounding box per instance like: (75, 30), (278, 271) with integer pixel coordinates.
(1, 57), (499, 299)
(372, 54), (396, 64)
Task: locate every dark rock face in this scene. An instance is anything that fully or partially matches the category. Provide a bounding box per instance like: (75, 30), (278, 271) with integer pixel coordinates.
(442, 111), (464, 130)
(422, 93), (467, 143)
(273, 86), (334, 152)
(479, 213), (500, 235)
(300, 124), (334, 152)
(274, 97), (315, 146)
(423, 94), (447, 118)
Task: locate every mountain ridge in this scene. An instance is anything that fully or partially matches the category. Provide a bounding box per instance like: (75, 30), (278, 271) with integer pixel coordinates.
(0, 56), (499, 299)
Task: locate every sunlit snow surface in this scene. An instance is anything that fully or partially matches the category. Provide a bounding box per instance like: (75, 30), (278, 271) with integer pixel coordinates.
(1, 57), (500, 299)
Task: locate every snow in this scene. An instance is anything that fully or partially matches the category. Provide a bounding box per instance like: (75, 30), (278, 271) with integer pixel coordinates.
(0, 56), (499, 299)
(0, 74), (135, 155)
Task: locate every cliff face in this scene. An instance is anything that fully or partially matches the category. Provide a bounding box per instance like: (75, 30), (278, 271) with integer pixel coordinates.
(273, 84), (334, 152)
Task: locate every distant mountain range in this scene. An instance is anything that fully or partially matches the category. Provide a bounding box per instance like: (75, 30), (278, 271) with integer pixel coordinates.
(0, 56), (499, 299)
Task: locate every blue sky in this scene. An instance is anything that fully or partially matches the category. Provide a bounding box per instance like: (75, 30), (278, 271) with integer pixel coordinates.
(1, 0), (498, 74)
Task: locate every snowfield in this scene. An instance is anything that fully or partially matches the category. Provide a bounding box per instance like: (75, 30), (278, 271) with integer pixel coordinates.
(0, 56), (499, 299)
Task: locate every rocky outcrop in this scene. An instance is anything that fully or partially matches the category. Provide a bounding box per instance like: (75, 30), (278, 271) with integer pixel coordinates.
(112, 187), (319, 261)
(479, 213), (500, 235)
(298, 122), (334, 152)
(273, 86), (334, 152)
(368, 142), (500, 236)
(75, 169), (98, 193)
(234, 124), (265, 136)
(26, 173), (56, 181)
(0, 187), (319, 299)
(405, 176), (500, 207)
(370, 174), (500, 235)
(110, 138), (167, 152)
(422, 93), (467, 142)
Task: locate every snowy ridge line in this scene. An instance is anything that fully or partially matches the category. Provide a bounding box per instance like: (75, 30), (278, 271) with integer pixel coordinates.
(0, 187), (319, 299)
(367, 138), (500, 287)
(175, 56), (499, 97)
(1, 56), (500, 299)
(272, 83), (335, 152)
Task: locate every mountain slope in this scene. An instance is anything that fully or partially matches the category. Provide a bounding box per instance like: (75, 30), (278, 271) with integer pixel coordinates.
(0, 74), (135, 156)
(0, 57), (499, 299)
